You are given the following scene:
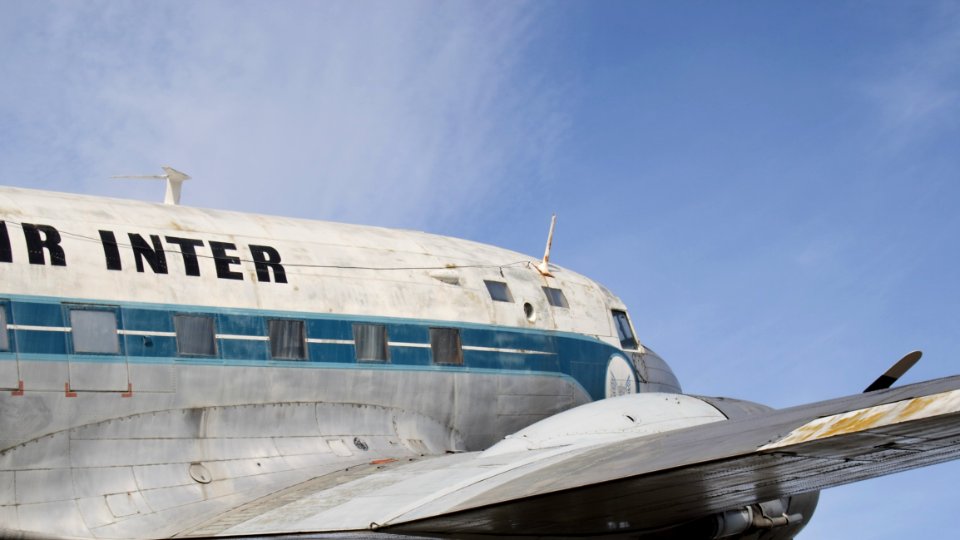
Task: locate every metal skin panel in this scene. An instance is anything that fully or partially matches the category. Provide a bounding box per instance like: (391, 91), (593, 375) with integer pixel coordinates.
(72, 467), (140, 499)
(0, 353), (15, 391)
(0, 398), (458, 538)
(126, 363), (175, 393)
(77, 496), (119, 530)
(633, 347), (682, 393)
(0, 506), (15, 533)
(15, 469), (75, 504)
(17, 501), (90, 538)
(17, 355), (69, 392)
(0, 364), (591, 538)
(0, 471), (14, 506)
(69, 360), (130, 392)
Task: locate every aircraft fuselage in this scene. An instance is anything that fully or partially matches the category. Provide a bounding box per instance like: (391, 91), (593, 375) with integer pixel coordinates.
(0, 186), (681, 538)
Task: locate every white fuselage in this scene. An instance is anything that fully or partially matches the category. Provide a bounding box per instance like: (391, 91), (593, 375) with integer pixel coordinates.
(0, 186), (680, 538)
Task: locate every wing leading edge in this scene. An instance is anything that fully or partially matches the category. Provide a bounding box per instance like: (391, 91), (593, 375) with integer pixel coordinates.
(179, 376), (960, 538)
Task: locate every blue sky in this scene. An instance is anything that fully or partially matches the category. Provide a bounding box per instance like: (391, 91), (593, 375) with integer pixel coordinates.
(2, 2), (959, 538)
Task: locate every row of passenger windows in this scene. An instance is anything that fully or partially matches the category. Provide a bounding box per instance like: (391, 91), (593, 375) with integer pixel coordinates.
(0, 306), (464, 365)
(1, 302), (637, 356)
(483, 280), (569, 308)
(171, 313), (463, 364)
(174, 315), (463, 365)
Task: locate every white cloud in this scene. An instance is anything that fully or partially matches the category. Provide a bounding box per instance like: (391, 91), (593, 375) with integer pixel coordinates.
(0, 1), (567, 229)
(864, 2), (960, 146)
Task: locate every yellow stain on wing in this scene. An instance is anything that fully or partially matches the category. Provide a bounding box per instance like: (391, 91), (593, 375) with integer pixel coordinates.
(759, 389), (960, 451)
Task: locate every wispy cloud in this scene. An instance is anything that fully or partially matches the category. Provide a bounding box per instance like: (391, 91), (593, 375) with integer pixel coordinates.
(0, 2), (567, 229)
(863, 2), (960, 147)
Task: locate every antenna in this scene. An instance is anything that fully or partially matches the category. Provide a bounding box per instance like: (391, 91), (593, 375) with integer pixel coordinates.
(536, 214), (557, 277)
(111, 166), (191, 205)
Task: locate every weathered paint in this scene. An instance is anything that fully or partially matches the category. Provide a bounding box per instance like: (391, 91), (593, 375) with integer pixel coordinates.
(0, 186), (683, 539)
(0, 187), (624, 338)
(759, 387), (960, 450)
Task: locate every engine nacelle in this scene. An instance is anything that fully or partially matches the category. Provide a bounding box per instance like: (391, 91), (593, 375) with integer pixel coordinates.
(482, 392), (728, 456)
(694, 396), (821, 539)
(712, 492), (820, 539)
(483, 393), (821, 539)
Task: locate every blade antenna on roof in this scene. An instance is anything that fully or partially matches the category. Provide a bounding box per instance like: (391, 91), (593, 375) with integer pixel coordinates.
(536, 214), (557, 277)
(111, 166), (191, 205)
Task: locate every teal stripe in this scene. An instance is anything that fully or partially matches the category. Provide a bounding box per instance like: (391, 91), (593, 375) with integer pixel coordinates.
(1, 292), (601, 340)
(0, 293), (625, 400)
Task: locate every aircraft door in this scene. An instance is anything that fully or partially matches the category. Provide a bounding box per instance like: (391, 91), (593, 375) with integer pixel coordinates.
(63, 304), (130, 392)
(0, 300), (19, 390)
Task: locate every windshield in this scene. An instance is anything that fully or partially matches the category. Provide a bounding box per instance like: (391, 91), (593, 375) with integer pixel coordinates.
(611, 309), (638, 349)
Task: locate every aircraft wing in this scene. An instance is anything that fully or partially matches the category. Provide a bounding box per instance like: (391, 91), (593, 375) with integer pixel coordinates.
(173, 375), (960, 538)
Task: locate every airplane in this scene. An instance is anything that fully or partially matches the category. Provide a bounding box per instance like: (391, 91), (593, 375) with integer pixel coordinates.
(1, 177), (959, 540)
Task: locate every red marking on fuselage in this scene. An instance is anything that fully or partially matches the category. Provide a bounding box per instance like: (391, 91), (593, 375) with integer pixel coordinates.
(10, 380), (24, 396)
(64, 382), (77, 398)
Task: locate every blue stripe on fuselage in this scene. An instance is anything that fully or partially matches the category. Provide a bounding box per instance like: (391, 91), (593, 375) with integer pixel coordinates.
(0, 293), (621, 400)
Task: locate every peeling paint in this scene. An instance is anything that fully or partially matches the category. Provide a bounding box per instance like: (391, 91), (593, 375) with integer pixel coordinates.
(759, 388), (960, 450)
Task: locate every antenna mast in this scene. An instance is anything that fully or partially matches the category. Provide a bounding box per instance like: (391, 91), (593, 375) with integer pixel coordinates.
(111, 166), (191, 205)
(536, 214), (557, 277)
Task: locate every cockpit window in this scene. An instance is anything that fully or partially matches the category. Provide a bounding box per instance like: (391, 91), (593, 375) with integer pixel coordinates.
(612, 310), (638, 349)
(542, 286), (569, 308)
(484, 280), (514, 303)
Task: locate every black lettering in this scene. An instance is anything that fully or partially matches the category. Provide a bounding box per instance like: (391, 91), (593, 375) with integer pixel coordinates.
(98, 230), (122, 271)
(0, 221), (11, 263)
(22, 223), (66, 266)
(209, 241), (243, 280)
(249, 245), (287, 283)
(165, 236), (204, 277)
(128, 234), (168, 274)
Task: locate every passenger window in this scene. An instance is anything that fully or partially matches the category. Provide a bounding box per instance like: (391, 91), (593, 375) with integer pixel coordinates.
(612, 310), (638, 349)
(268, 319), (306, 360)
(484, 280), (514, 303)
(0, 307), (8, 351)
(70, 309), (120, 354)
(542, 286), (569, 308)
(174, 314), (216, 356)
(429, 328), (463, 365)
(353, 323), (389, 362)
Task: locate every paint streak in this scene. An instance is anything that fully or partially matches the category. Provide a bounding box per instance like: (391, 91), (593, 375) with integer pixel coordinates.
(760, 388), (960, 450)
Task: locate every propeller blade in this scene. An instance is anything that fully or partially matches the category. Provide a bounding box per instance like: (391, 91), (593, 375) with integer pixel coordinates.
(864, 350), (923, 393)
